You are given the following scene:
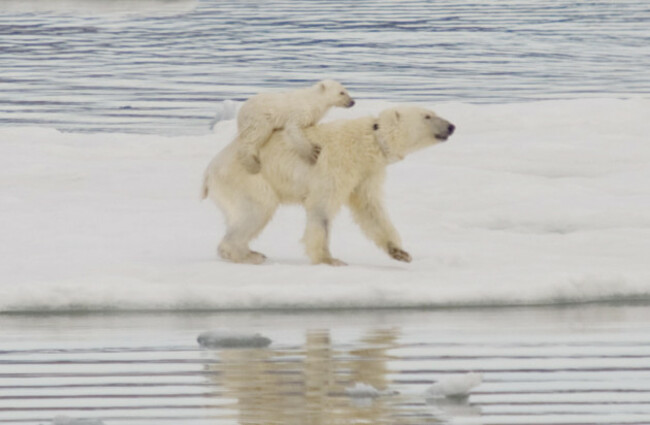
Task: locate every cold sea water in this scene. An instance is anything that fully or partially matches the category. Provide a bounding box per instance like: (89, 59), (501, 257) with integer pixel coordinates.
(0, 0), (648, 134)
(2, 1), (650, 424)
(3, 305), (650, 425)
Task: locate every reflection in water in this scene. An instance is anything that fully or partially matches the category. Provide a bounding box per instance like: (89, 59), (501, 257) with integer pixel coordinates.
(203, 329), (480, 425)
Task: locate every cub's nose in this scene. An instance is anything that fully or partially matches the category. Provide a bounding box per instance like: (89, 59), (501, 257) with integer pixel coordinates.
(347, 99), (355, 107)
(448, 123), (455, 135)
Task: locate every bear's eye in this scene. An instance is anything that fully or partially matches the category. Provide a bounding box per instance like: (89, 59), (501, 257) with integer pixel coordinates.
(340, 91), (345, 95)
(425, 115), (431, 119)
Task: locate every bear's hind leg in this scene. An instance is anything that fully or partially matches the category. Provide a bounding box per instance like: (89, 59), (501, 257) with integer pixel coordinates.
(218, 197), (276, 264)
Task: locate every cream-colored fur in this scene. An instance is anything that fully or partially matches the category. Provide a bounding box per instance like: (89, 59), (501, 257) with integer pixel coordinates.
(202, 106), (455, 265)
(235, 79), (354, 174)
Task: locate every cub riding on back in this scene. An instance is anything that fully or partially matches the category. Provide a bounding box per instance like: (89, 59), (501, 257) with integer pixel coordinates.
(234, 79), (355, 174)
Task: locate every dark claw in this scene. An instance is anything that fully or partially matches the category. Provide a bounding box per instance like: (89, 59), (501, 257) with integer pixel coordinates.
(309, 144), (322, 164)
(388, 243), (412, 263)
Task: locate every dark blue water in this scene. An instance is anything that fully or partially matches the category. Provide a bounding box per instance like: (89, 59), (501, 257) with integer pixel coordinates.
(0, 0), (648, 134)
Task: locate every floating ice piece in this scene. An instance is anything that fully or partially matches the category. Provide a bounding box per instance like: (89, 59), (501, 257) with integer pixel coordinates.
(52, 416), (104, 425)
(210, 99), (239, 129)
(344, 382), (399, 398)
(197, 330), (271, 349)
(344, 382), (380, 398)
(424, 372), (483, 398)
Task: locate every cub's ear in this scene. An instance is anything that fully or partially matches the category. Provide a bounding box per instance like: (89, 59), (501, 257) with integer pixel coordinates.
(319, 82), (326, 92)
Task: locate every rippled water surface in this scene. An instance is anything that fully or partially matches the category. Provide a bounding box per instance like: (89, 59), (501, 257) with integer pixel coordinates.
(1, 0), (649, 133)
(2, 305), (650, 424)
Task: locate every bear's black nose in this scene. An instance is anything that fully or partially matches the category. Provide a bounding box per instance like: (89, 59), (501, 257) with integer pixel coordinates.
(347, 100), (355, 107)
(448, 124), (455, 135)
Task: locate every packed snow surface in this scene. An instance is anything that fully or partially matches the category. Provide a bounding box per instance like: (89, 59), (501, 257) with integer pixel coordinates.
(1, 99), (649, 312)
(197, 330), (272, 349)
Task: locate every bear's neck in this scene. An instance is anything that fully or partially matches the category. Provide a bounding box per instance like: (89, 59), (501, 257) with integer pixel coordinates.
(311, 101), (330, 121)
(374, 121), (404, 164)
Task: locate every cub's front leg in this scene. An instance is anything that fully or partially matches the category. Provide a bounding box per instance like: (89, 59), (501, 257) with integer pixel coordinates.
(284, 122), (322, 165)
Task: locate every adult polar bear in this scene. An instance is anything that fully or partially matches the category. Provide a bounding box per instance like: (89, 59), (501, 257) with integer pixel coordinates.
(202, 106), (455, 265)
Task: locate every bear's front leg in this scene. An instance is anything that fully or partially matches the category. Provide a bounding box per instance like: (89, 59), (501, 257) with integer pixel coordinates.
(348, 177), (411, 263)
(302, 199), (345, 266)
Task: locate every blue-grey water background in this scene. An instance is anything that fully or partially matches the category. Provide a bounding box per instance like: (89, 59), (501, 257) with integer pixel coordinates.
(3, 304), (650, 425)
(0, 0), (649, 134)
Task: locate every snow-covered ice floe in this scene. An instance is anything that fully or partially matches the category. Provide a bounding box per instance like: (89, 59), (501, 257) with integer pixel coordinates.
(2, 99), (650, 312)
(197, 330), (271, 349)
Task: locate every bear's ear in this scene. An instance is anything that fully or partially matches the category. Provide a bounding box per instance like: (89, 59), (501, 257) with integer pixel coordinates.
(394, 110), (400, 120)
(319, 82), (326, 92)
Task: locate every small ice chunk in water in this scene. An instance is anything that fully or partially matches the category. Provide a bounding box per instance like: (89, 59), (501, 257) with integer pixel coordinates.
(209, 99), (238, 129)
(197, 330), (271, 348)
(344, 382), (399, 398)
(344, 382), (381, 398)
(52, 416), (104, 425)
(424, 372), (483, 398)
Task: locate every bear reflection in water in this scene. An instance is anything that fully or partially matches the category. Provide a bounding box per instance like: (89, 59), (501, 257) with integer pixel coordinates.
(200, 328), (480, 425)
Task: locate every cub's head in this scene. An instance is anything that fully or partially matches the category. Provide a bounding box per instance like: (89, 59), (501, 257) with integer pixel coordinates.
(377, 106), (455, 158)
(315, 79), (355, 108)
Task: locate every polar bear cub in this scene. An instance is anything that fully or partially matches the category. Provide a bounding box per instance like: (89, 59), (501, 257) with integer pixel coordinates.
(235, 79), (355, 174)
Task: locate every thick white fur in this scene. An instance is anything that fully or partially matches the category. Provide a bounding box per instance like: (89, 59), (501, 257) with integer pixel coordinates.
(235, 79), (354, 173)
(203, 106), (455, 265)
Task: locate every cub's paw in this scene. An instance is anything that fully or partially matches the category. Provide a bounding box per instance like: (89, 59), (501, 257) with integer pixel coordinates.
(308, 144), (322, 164)
(239, 153), (261, 174)
(388, 243), (412, 263)
(299, 144), (322, 165)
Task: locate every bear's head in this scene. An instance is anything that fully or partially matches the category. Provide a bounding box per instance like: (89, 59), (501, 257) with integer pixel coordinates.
(377, 106), (455, 159)
(315, 79), (355, 108)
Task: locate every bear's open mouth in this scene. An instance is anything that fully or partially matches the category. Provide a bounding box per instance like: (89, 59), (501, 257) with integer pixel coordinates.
(435, 134), (448, 141)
